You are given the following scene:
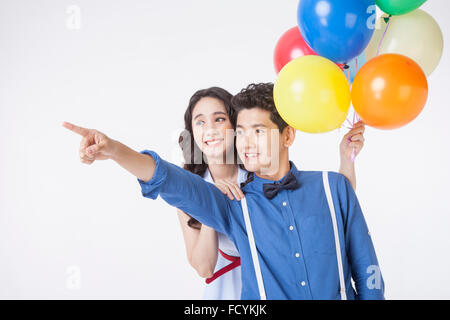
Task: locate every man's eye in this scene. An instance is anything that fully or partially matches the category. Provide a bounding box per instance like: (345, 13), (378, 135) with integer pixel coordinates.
(256, 129), (264, 134)
(236, 130), (243, 135)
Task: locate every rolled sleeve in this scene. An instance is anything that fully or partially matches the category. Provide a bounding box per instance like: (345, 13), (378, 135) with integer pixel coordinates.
(137, 150), (232, 236)
(137, 150), (168, 199)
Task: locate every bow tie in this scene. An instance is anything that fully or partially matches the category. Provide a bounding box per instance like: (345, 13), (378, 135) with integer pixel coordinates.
(263, 172), (300, 200)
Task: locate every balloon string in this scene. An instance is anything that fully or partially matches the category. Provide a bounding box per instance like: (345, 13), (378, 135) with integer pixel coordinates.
(350, 146), (356, 162)
(343, 62), (360, 162)
(345, 118), (353, 127)
(376, 16), (391, 56)
(352, 48), (362, 162)
(349, 102), (361, 163)
(345, 66), (351, 84)
(342, 63), (356, 162)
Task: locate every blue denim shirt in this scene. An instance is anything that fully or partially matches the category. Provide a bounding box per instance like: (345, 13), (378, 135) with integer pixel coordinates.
(138, 150), (385, 300)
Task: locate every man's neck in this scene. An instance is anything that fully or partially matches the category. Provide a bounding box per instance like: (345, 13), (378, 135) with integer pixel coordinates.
(255, 157), (291, 181)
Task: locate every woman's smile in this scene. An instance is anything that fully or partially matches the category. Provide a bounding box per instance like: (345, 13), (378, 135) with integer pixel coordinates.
(204, 138), (224, 147)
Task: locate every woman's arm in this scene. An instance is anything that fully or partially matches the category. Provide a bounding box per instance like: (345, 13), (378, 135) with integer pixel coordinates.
(177, 210), (218, 279)
(339, 121), (366, 190)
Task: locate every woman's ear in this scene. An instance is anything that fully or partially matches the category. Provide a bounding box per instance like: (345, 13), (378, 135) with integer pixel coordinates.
(282, 126), (296, 148)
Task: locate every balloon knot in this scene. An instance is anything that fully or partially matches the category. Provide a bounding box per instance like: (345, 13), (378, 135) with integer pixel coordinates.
(383, 15), (392, 24)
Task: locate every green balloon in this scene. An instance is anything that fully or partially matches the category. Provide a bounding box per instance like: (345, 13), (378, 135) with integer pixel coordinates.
(375, 0), (427, 15)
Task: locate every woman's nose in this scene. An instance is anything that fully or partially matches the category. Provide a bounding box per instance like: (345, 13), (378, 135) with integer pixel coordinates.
(203, 126), (220, 139)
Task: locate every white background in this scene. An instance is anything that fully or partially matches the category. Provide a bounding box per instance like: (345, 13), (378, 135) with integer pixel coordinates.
(0, 0), (449, 299)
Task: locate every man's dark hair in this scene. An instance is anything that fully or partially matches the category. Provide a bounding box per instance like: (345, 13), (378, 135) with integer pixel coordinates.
(231, 83), (289, 132)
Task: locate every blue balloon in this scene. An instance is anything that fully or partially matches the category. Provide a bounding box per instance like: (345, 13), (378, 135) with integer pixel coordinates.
(298, 0), (375, 64)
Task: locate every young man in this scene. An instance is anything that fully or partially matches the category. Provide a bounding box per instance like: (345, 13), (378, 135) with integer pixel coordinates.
(64, 83), (384, 300)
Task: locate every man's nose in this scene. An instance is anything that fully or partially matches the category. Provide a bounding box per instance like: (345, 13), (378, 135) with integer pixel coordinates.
(243, 132), (256, 149)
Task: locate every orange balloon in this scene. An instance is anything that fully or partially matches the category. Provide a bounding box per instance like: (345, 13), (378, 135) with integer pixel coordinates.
(351, 54), (428, 130)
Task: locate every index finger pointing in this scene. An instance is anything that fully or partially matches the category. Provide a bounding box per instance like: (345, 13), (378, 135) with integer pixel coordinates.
(62, 121), (90, 137)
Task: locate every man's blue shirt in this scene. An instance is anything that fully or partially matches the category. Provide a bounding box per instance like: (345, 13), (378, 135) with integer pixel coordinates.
(138, 150), (385, 300)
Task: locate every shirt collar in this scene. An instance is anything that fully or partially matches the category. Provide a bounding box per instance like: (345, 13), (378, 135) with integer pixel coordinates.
(203, 168), (213, 183)
(241, 161), (300, 191)
(204, 167), (249, 185)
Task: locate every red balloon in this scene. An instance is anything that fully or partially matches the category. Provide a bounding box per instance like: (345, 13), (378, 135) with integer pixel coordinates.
(274, 27), (345, 74)
(274, 27), (316, 74)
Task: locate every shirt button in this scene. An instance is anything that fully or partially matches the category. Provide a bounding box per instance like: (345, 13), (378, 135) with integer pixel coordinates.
(295, 253), (300, 258)
(289, 225), (294, 231)
(301, 281), (306, 287)
(282, 202), (287, 207)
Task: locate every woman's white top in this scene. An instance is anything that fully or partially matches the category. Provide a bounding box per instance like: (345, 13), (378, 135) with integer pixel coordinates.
(201, 167), (247, 300)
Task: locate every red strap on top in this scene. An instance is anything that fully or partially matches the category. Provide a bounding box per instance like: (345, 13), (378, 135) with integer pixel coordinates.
(205, 250), (241, 284)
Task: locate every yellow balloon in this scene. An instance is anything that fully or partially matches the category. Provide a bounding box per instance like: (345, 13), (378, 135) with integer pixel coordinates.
(273, 55), (350, 133)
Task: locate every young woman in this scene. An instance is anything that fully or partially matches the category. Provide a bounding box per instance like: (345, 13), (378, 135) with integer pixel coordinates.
(176, 87), (366, 300)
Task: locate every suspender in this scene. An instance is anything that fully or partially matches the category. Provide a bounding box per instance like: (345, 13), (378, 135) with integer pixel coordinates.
(322, 171), (347, 300)
(205, 250), (241, 285)
(240, 171), (347, 300)
(241, 197), (267, 300)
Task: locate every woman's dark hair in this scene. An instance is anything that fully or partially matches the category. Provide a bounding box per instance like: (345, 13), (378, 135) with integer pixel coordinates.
(231, 83), (288, 132)
(178, 87), (235, 230)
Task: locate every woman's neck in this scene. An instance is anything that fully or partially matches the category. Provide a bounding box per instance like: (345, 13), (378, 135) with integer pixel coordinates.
(207, 160), (239, 182)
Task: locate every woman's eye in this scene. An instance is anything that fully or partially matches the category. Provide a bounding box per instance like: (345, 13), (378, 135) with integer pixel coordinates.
(216, 117), (226, 123)
(236, 130), (243, 136)
(195, 120), (205, 126)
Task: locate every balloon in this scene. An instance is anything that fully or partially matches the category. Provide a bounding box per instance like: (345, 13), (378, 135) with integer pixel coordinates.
(274, 27), (316, 74)
(344, 51), (367, 85)
(365, 10), (443, 76)
(351, 54), (428, 130)
(376, 0), (427, 15)
(274, 55), (351, 133)
(274, 26), (345, 73)
(297, 0), (376, 64)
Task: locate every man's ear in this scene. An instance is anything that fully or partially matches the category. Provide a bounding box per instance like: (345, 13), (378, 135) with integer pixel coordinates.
(282, 126), (296, 148)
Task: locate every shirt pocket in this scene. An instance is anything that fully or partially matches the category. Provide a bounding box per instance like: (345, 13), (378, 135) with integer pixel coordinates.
(299, 214), (336, 256)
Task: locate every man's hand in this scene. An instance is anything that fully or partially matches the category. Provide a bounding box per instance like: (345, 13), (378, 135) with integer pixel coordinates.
(62, 121), (117, 165)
